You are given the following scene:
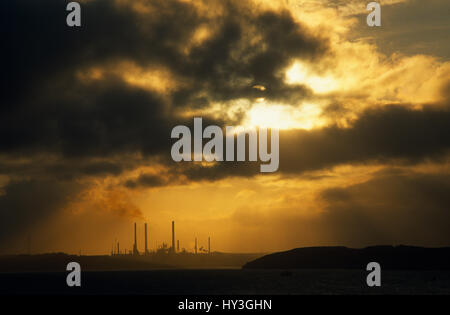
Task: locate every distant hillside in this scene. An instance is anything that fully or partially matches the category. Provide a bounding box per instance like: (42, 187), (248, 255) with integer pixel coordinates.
(242, 246), (450, 270)
(0, 254), (171, 272)
(0, 252), (265, 272)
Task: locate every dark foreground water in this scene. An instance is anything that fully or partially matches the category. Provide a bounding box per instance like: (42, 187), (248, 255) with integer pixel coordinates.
(0, 269), (449, 295)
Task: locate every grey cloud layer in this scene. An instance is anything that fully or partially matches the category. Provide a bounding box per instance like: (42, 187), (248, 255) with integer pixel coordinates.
(4, 0), (448, 184)
(0, 0), (327, 249)
(0, 0), (449, 251)
(1, 0), (326, 157)
(125, 103), (450, 187)
(350, 0), (450, 59)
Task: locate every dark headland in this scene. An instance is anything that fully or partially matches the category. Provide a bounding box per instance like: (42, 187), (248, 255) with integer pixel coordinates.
(0, 252), (263, 272)
(242, 245), (450, 270)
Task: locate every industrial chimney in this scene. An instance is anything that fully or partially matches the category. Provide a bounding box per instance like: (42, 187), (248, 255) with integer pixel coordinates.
(177, 240), (180, 252)
(208, 237), (210, 254)
(195, 237), (197, 254)
(172, 221), (175, 253)
(133, 222), (139, 256)
(145, 223), (148, 255)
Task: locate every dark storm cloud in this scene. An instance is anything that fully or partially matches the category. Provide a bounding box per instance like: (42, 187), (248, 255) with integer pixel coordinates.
(0, 0), (448, 254)
(142, 103), (450, 185)
(170, 7), (327, 106)
(47, 160), (124, 180)
(122, 160), (261, 189)
(124, 173), (168, 189)
(279, 104), (450, 173)
(350, 0), (450, 59)
(0, 0), (331, 251)
(0, 80), (170, 157)
(1, 0), (449, 223)
(0, 154), (145, 181)
(318, 170), (450, 246)
(1, 0), (327, 158)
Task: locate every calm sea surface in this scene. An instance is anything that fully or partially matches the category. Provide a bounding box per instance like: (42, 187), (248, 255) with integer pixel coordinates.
(0, 269), (449, 294)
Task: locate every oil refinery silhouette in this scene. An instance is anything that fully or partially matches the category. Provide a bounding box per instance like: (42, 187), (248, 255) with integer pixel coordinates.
(100, 220), (264, 270)
(2, 220), (450, 273)
(113, 221), (211, 257)
(0, 221), (263, 273)
(1, 221), (450, 294)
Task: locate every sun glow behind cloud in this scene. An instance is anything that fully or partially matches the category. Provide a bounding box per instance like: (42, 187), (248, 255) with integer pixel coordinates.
(244, 102), (325, 130)
(3, 0), (450, 256)
(285, 61), (339, 94)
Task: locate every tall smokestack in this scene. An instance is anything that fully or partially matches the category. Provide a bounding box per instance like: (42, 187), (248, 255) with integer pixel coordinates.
(133, 222), (139, 255)
(145, 223), (148, 255)
(208, 236), (210, 254)
(177, 240), (180, 252)
(172, 221), (175, 253)
(195, 237), (197, 254)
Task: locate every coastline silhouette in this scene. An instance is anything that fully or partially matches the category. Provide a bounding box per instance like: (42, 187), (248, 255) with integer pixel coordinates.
(243, 245), (450, 270)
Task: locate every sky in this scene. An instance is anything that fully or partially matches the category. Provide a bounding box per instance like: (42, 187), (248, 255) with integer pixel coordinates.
(0, 0), (449, 254)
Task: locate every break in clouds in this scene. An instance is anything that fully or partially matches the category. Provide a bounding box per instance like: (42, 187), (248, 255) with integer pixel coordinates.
(0, 0), (449, 253)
